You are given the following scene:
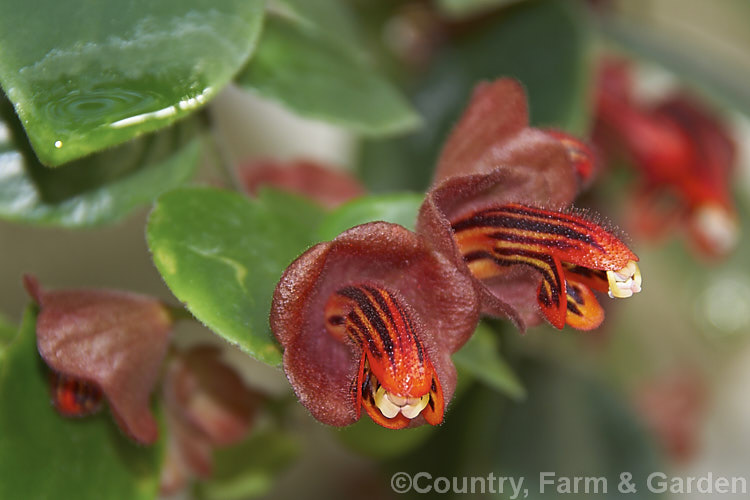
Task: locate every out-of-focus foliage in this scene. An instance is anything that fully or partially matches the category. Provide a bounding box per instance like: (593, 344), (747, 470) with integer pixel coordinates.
(453, 322), (525, 400)
(316, 192), (424, 239)
(238, 17), (421, 135)
(358, 0), (591, 192)
(193, 429), (300, 500)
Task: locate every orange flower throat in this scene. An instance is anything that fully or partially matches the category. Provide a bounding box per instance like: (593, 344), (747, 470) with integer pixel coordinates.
(451, 203), (641, 330)
(325, 284), (444, 429)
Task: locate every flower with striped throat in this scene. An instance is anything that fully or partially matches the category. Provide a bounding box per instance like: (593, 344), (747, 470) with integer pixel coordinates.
(325, 284), (443, 428)
(418, 77), (640, 331)
(450, 203), (641, 330)
(271, 222), (479, 429)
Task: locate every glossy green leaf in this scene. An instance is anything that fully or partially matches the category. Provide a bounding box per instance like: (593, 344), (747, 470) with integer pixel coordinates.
(194, 429), (299, 500)
(316, 192), (423, 240)
(238, 17), (420, 136)
(0, 95), (200, 227)
(0, 0), (264, 166)
(0, 308), (162, 500)
(358, 0), (591, 191)
(437, 0), (525, 18)
(453, 322), (525, 400)
(271, 0), (363, 53)
(147, 187), (325, 366)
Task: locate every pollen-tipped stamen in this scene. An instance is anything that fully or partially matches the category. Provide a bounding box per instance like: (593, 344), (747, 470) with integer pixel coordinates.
(606, 260), (642, 298)
(373, 384), (430, 420)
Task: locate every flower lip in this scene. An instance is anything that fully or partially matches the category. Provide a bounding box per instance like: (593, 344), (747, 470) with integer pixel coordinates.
(271, 222), (479, 428)
(324, 283), (445, 429)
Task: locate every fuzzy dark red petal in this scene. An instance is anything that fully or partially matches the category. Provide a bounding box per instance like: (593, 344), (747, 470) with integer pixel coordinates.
(418, 146), (577, 331)
(418, 77), (579, 330)
(434, 78), (529, 184)
(26, 275), (172, 444)
(270, 222), (479, 426)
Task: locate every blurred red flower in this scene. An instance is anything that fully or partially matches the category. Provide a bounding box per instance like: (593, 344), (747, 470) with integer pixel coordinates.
(239, 158), (365, 209)
(594, 58), (739, 258)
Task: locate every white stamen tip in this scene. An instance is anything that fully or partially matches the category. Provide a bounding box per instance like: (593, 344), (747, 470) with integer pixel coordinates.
(691, 204), (739, 256)
(607, 260), (642, 299)
(374, 386), (400, 419)
(401, 394), (430, 419)
(375, 388), (430, 420)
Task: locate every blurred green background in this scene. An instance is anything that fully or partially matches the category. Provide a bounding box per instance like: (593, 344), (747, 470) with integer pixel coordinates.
(2, 1), (750, 499)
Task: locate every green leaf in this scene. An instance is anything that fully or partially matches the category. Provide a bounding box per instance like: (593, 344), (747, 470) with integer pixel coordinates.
(194, 429), (299, 500)
(0, 308), (162, 500)
(237, 17), (420, 136)
(0, 0), (265, 166)
(0, 313), (15, 355)
(358, 0), (592, 191)
(437, 0), (525, 18)
(453, 322), (525, 400)
(271, 0), (363, 53)
(316, 192), (423, 241)
(0, 95), (201, 227)
(147, 187), (326, 366)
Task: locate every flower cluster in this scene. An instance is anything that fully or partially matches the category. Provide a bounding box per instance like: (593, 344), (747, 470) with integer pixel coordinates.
(271, 78), (643, 429)
(24, 78), (645, 436)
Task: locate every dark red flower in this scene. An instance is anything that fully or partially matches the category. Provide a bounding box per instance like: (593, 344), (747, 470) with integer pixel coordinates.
(160, 345), (263, 495)
(418, 78), (641, 331)
(239, 158), (365, 209)
(271, 222), (480, 429)
(594, 58), (739, 258)
(24, 275), (173, 444)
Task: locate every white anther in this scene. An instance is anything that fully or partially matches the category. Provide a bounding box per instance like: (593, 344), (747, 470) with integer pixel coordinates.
(607, 260), (642, 298)
(386, 393), (409, 407)
(401, 394), (430, 419)
(374, 386), (401, 418)
(375, 388), (430, 420)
